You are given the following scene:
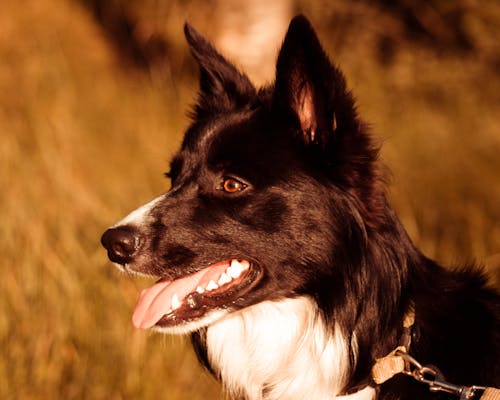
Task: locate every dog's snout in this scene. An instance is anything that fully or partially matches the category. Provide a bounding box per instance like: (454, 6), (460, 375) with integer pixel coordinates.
(101, 226), (142, 264)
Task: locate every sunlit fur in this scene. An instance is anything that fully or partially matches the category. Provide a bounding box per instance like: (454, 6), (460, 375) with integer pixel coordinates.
(206, 297), (353, 400)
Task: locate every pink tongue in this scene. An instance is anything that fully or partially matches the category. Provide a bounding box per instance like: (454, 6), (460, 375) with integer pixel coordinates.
(132, 261), (230, 329)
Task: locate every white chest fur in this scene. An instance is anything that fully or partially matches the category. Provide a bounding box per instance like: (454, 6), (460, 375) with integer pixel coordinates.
(206, 296), (375, 400)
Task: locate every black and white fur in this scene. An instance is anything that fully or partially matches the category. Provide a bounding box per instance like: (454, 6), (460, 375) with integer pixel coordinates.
(101, 15), (499, 400)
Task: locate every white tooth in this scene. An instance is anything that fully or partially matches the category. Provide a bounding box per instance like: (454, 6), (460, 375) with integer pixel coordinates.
(206, 280), (219, 291)
(228, 265), (242, 279)
(229, 259), (248, 278)
(196, 286), (205, 294)
(171, 294), (181, 310)
(218, 272), (232, 286)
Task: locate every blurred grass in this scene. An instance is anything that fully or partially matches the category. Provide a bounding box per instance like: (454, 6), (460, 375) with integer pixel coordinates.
(0, 0), (498, 399)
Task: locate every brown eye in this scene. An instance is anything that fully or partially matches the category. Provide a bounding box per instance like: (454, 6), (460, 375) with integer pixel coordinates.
(222, 178), (247, 193)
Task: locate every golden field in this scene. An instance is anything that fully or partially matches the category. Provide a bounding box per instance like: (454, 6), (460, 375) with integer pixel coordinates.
(1, 1), (499, 399)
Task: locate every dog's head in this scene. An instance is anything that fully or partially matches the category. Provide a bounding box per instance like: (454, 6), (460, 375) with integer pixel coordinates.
(101, 15), (383, 333)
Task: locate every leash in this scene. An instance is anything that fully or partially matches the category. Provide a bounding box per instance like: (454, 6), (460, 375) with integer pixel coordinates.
(373, 348), (500, 400)
(372, 312), (500, 400)
(341, 312), (499, 399)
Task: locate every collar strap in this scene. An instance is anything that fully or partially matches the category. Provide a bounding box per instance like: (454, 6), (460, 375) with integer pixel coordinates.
(341, 311), (415, 395)
(372, 345), (408, 385)
(372, 310), (415, 385)
(482, 388), (500, 400)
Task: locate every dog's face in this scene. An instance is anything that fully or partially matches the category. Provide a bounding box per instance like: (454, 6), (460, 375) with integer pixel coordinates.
(101, 16), (381, 333)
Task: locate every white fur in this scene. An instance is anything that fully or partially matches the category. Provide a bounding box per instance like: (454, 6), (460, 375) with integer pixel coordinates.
(338, 387), (376, 400)
(113, 195), (164, 228)
(205, 296), (372, 400)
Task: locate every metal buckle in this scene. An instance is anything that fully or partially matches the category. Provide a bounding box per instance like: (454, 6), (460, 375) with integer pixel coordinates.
(395, 350), (486, 399)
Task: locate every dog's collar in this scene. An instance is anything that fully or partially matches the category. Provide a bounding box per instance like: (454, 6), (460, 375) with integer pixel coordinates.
(371, 310), (415, 385)
(340, 310), (415, 396)
(371, 312), (500, 400)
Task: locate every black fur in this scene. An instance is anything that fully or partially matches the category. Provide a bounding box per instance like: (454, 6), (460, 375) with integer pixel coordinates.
(102, 15), (499, 399)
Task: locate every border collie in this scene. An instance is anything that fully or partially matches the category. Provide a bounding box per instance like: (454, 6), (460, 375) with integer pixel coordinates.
(101, 15), (499, 400)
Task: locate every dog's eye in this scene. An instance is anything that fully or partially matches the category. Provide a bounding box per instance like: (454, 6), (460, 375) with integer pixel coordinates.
(221, 177), (247, 193)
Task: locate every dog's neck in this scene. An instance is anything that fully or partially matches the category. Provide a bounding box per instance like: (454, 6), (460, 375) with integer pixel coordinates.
(205, 296), (376, 400)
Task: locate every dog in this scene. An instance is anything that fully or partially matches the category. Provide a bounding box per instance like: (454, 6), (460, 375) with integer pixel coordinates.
(101, 15), (499, 400)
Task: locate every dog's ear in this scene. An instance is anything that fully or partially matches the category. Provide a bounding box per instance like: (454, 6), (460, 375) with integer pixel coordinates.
(184, 23), (257, 119)
(274, 15), (360, 152)
(274, 16), (383, 220)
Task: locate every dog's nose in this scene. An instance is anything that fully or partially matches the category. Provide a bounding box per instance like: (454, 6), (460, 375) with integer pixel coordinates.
(101, 226), (142, 264)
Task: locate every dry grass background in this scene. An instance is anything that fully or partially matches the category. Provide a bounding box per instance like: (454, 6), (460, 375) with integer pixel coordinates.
(1, 1), (499, 399)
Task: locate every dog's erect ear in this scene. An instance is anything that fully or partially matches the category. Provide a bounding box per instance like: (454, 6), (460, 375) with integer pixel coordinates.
(184, 23), (257, 119)
(274, 15), (358, 151)
(274, 16), (382, 219)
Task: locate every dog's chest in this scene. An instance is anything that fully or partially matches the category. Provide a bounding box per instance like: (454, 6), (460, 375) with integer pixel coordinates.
(205, 297), (374, 400)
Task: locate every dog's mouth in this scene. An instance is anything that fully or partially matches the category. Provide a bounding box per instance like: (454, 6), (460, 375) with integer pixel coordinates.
(132, 259), (261, 329)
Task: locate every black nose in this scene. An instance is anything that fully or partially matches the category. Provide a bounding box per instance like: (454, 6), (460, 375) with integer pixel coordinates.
(101, 226), (142, 264)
